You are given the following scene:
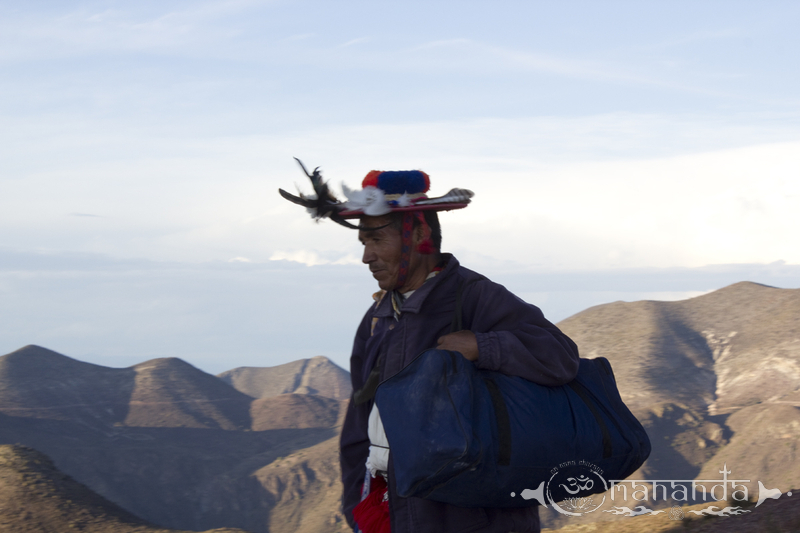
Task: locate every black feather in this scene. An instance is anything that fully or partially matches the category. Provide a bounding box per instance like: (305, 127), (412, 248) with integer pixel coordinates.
(330, 213), (361, 230)
(277, 158), (360, 229)
(278, 188), (314, 207)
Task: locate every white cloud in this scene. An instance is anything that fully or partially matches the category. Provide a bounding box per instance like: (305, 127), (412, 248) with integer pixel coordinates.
(446, 140), (800, 269)
(2, 113), (799, 269)
(269, 250), (360, 267)
(340, 37), (370, 48)
(269, 250), (327, 266)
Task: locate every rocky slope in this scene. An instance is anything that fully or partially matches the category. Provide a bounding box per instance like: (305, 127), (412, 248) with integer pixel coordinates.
(218, 356), (351, 400)
(540, 281), (800, 529)
(0, 444), (248, 533)
(250, 393), (347, 431)
(557, 282), (800, 482)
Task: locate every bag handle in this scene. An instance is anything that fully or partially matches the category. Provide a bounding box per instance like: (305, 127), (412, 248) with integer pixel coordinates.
(353, 346), (386, 405)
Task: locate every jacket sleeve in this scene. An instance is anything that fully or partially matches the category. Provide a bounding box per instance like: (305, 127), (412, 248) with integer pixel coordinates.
(339, 309), (373, 529)
(467, 278), (580, 386)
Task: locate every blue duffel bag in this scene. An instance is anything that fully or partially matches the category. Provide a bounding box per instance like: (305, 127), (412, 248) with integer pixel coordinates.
(373, 348), (650, 508)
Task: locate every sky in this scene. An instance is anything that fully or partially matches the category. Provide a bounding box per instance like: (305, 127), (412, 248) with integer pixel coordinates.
(1, 1), (799, 374)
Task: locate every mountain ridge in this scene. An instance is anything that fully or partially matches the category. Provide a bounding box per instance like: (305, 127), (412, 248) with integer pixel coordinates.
(2, 280), (799, 532)
(0, 345), (350, 532)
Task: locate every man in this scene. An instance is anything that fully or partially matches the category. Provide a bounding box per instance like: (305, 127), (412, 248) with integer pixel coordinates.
(280, 165), (580, 533)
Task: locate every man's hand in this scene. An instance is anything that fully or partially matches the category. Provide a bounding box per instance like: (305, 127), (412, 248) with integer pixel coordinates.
(436, 330), (479, 361)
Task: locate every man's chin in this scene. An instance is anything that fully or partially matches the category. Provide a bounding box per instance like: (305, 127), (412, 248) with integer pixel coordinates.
(372, 273), (395, 291)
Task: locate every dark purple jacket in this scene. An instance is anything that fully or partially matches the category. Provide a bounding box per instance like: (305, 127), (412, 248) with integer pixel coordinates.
(340, 255), (580, 533)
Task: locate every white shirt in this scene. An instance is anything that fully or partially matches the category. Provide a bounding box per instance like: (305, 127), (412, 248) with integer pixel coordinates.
(366, 403), (390, 475)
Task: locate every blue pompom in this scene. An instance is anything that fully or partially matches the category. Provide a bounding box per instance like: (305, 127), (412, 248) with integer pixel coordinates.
(377, 171), (429, 195)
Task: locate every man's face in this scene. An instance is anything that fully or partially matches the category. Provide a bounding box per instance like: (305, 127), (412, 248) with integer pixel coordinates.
(359, 215), (403, 291)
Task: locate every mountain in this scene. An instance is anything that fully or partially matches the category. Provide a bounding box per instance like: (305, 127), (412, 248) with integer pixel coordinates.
(0, 444), (249, 533)
(537, 281), (800, 530)
(2, 281), (799, 532)
(0, 346), (348, 533)
(0, 346), (254, 430)
(125, 357), (253, 429)
(559, 282), (800, 415)
(0, 345), (134, 425)
(557, 282), (800, 481)
(218, 356), (351, 401)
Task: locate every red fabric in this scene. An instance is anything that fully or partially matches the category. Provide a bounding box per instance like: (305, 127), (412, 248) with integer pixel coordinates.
(418, 239), (434, 254)
(414, 211), (434, 254)
(353, 475), (391, 533)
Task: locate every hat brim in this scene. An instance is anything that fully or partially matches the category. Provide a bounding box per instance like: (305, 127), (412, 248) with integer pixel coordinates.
(338, 203), (470, 219)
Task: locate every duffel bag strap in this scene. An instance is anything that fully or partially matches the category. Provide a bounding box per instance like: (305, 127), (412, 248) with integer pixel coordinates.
(449, 277), (485, 333)
(568, 380), (614, 459)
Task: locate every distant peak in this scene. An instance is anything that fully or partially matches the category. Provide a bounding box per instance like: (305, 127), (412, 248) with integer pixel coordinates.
(133, 357), (196, 370)
(5, 345), (68, 358)
(724, 280), (778, 290)
(0, 345), (90, 370)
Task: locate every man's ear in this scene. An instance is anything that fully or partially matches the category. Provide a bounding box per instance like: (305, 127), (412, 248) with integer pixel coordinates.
(412, 223), (425, 245)
(413, 215), (436, 255)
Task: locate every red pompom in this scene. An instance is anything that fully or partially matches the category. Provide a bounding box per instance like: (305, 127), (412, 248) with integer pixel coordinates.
(418, 239), (435, 254)
(362, 170), (382, 188)
(420, 171), (430, 193)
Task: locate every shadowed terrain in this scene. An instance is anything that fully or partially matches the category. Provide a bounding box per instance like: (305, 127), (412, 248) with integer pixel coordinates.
(539, 281), (800, 529)
(557, 282), (800, 481)
(0, 346), (350, 533)
(0, 444), (249, 533)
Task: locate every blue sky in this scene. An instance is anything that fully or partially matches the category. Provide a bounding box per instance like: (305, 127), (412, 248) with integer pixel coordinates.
(1, 1), (799, 373)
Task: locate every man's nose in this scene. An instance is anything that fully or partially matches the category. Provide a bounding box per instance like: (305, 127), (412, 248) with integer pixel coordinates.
(362, 245), (375, 264)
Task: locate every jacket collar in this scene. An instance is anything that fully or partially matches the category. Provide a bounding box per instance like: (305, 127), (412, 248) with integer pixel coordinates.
(372, 253), (459, 318)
